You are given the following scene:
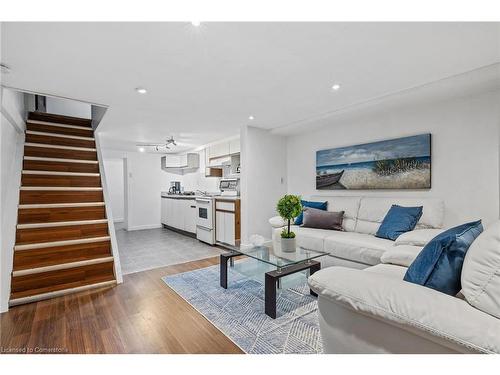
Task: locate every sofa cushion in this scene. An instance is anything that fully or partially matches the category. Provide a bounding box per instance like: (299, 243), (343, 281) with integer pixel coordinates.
(308, 195), (361, 232)
(375, 205), (423, 240)
(381, 245), (423, 267)
(286, 225), (332, 251)
(355, 197), (444, 235)
(302, 207), (344, 231)
(395, 228), (445, 247)
(294, 200), (327, 226)
(404, 220), (483, 296)
(308, 266), (500, 353)
(462, 220), (500, 319)
(323, 231), (394, 266)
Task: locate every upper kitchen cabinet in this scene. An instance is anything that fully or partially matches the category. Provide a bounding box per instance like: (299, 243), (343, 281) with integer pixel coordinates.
(229, 138), (240, 154)
(209, 142), (230, 159)
(161, 153), (199, 174)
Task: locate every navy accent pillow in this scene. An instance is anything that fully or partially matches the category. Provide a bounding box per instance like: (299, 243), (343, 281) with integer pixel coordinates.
(375, 205), (423, 241)
(404, 220), (483, 296)
(294, 200), (327, 226)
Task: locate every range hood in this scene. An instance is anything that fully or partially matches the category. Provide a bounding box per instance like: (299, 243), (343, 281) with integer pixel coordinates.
(208, 155), (231, 167)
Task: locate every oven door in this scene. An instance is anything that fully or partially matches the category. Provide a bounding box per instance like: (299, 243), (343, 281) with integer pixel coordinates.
(195, 198), (213, 229)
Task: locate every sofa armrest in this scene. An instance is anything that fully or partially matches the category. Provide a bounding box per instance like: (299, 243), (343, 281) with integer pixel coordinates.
(269, 216), (286, 228)
(308, 267), (500, 353)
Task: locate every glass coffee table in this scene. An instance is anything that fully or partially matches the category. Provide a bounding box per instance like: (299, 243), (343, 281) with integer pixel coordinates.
(219, 240), (328, 318)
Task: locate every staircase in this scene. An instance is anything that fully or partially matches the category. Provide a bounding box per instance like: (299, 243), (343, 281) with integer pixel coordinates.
(9, 112), (117, 306)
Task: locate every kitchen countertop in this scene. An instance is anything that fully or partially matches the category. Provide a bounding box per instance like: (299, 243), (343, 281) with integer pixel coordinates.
(161, 193), (240, 200)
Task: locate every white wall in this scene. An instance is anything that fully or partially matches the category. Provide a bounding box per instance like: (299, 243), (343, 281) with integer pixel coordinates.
(162, 148), (221, 193)
(0, 88), (26, 312)
(240, 126), (287, 241)
(46, 97), (91, 119)
(102, 150), (164, 231)
(103, 159), (125, 222)
(286, 90), (500, 227)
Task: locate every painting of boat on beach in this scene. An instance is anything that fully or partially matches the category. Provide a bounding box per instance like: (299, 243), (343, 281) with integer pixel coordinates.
(316, 134), (431, 190)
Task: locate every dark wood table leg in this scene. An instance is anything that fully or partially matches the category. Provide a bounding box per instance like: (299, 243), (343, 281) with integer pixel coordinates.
(309, 262), (321, 297)
(220, 254), (229, 289)
(265, 272), (277, 319)
(220, 251), (240, 289)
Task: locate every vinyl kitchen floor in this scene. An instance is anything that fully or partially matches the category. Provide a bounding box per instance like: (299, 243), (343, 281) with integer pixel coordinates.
(115, 226), (226, 275)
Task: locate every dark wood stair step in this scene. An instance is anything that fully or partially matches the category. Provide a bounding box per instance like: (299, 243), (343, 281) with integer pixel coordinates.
(10, 261), (115, 295)
(13, 240), (112, 271)
(17, 204), (106, 224)
(26, 131), (96, 149)
(28, 111), (93, 128)
(27, 121), (94, 137)
(24, 144), (97, 161)
(20, 190), (104, 204)
(21, 173), (102, 187)
(23, 158), (100, 173)
(16, 222), (109, 245)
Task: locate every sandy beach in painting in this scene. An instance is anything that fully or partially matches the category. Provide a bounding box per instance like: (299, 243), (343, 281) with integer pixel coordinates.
(317, 167), (431, 190)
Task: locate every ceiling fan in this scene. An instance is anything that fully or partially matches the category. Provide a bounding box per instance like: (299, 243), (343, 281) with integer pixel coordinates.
(136, 136), (177, 151)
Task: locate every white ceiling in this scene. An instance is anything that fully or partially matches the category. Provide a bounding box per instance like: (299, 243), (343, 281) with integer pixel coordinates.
(1, 22), (499, 152)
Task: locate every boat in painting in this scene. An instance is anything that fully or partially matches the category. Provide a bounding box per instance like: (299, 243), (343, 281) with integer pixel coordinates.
(316, 170), (344, 188)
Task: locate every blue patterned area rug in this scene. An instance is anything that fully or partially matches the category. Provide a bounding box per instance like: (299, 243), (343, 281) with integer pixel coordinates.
(162, 261), (323, 354)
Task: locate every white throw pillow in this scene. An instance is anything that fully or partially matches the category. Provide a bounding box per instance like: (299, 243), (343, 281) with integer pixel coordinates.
(394, 228), (444, 247)
(461, 221), (500, 319)
(380, 245), (423, 267)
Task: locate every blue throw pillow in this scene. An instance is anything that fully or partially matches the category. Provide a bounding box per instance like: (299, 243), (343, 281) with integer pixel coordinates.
(375, 205), (423, 241)
(404, 220), (483, 296)
(294, 200), (327, 226)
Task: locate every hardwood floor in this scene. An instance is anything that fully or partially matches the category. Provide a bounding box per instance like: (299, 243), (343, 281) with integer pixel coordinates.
(1, 257), (243, 354)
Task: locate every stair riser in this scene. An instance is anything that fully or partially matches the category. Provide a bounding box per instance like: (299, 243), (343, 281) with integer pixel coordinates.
(29, 112), (93, 127)
(26, 133), (95, 149)
(27, 122), (94, 137)
(20, 190), (104, 204)
(13, 241), (112, 270)
(21, 174), (102, 187)
(17, 206), (106, 224)
(24, 145), (97, 161)
(16, 223), (109, 245)
(23, 159), (100, 173)
(10, 261), (115, 297)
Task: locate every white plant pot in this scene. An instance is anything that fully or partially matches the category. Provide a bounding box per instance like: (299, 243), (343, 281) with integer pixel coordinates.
(281, 237), (296, 253)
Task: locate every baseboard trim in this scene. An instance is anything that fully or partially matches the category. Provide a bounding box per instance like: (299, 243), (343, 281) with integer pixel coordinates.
(126, 224), (162, 231)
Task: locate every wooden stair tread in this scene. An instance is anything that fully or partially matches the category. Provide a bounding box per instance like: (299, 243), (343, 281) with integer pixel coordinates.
(13, 256), (114, 276)
(13, 241), (112, 271)
(19, 190), (104, 204)
(9, 280), (116, 306)
(27, 121), (94, 137)
(16, 222), (109, 245)
(26, 132), (96, 149)
(21, 173), (102, 187)
(23, 159), (100, 173)
(28, 111), (93, 127)
(24, 144), (97, 161)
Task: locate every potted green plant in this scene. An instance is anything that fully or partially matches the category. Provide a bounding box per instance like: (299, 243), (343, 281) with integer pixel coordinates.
(276, 194), (302, 252)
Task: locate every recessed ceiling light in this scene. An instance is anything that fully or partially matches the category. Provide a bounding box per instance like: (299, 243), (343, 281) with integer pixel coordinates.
(138, 147), (145, 152)
(191, 21), (201, 27)
(135, 87), (147, 94)
(248, 115), (255, 120)
(331, 83), (341, 91)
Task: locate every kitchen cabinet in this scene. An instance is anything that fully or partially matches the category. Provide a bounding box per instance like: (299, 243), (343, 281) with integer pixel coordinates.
(161, 153), (199, 173)
(215, 199), (240, 246)
(229, 138), (240, 154)
(161, 197), (197, 234)
(209, 142), (230, 159)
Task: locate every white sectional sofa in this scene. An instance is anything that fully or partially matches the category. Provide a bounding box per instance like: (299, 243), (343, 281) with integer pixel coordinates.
(269, 195), (445, 269)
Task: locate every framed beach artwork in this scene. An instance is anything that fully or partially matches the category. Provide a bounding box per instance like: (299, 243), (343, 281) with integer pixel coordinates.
(316, 134), (431, 190)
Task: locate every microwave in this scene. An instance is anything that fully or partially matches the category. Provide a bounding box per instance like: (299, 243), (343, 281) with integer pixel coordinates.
(219, 178), (240, 196)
